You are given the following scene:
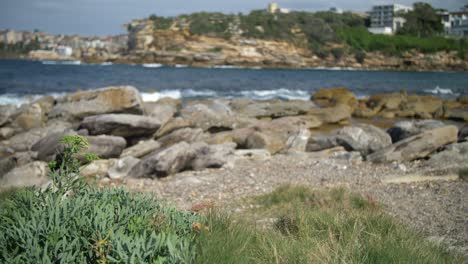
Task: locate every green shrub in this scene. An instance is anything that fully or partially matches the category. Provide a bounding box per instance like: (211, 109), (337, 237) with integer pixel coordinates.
(0, 135), (199, 263)
(354, 49), (366, 63)
(331, 47), (345, 60)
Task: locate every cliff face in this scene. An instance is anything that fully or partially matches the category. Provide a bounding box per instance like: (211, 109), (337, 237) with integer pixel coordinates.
(124, 19), (467, 71)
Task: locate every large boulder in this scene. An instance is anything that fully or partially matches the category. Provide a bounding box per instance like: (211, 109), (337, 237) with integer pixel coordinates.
(311, 87), (357, 108)
(445, 108), (468, 122)
(120, 139), (161, 158)
(84, 135), (127, 159)
(80, 114), (161, 138)
(308, 104), (352, 124)
(334, 124), (392, 155)
(5, 121), (72, 152)
(81, 159), (113, 178)
(49, 86), (144, 120)
(12, 103), (46, 130)
(180, 101), (252, 132)
(190, 142), (236, 170)
(157, 127), (204, 148)
(32, 130), (77, 162)
(425, 142), (468, 171)
(387, 120), (446, 143)
(230, 99), (315, 119)
(129, 142), (196, 178)
(144, 98), (180, 126)
(306, 124), (391, 155)
(0, 156), (17, 176)
(283, 128), (311, 153)
(367, 125), (458, 163)
(108, 157), (140, 179)
(399, 95), (443, 119)
(0, 105), (17, 127)
(0, 161), (49, 189)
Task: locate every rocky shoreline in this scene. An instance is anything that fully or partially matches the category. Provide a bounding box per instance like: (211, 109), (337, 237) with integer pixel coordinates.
(0, 86), (467, 252)
(0, 86), (467, 185)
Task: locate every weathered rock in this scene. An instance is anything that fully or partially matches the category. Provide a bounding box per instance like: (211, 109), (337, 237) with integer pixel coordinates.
(0, 145), (14, 159)
(120, 139), (161, 158)
(154, 117), (191, 138)
(231, 99), (315, 118)
(130, 142), (196, 178)
(425, 141), (468, 170)
(190, 142), (236, 170)
(180, 102), (252, 132)
(11, 151), (37, 167)
(367, 126), (458, 163)
(81, 159), (114, 178)
(306, 124), (391, 155)
(31, 130), (77, 162)
(284, 128), (310, 153)
(0, 161), (49, 189)
(308, 104), (352, 124)
(445, 108), (468, 122)
(80, 114), (161, 138)
(0, 156), (17, 176)
(400, 95), (443, 118)
(158, 127), (204, 148)
(334, 124), (392, 155)
(12, 103), (45, 130)
(5, 121), (72, 152)
(108, 156), (140, 179)
(0, 104), (17, 127)
(144, 98), (180, 126)
(0, 127), (15, 140)
(387, 120), (446, 143)
(85, 135), (127, 159)
(459, 125), (468, 142)
(49, 86), (144, 120)
(312, 87), (357, 108)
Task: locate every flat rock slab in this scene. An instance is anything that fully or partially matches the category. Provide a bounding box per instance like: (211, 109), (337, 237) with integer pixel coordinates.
(80, 114), (161, 138)
(383, 174), (459, 184)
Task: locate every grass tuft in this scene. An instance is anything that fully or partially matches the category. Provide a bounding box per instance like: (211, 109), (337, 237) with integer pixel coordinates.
(195, 185), (463, 264)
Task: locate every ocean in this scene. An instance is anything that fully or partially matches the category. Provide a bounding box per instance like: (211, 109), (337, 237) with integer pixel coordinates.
(0, 59), (467, 106)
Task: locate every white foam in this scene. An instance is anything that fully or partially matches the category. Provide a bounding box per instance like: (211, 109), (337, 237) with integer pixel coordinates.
(100, 62), (113, 66)
(0, 93), (66, 106)
(141, 90), (182, 102)
(42, 60), (82, 65)
(211, 65), (243, 69)
(184, 89), (217, 97)
(142, 63), (163, 68)
(424, 86), (454, 95)
(174, 64), (188, 68)
(240, 88), (309, 101)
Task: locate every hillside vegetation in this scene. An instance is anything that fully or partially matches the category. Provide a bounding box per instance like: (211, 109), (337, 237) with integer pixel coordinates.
(148, 3), (467, 59)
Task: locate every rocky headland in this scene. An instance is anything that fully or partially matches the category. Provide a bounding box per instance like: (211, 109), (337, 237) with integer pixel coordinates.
(0, 86), (467, 253)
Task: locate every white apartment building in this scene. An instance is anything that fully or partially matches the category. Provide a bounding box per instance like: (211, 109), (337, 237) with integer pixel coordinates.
(368, 4), (413, 35)
(267, 3), (290, 14)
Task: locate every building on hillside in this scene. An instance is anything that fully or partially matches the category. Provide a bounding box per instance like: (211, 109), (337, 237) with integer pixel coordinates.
(438, 7), (468, 37)
(330, 7), (343, 14)
(1, 30), (23, 44)
(267, 3), (290, 14)
(449, 10), (468, 37)
(56, 46), (73, 57)
(368, 4), (413, 35)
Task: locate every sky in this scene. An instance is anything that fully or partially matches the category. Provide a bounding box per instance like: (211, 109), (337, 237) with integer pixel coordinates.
(0, 0), (466, 36)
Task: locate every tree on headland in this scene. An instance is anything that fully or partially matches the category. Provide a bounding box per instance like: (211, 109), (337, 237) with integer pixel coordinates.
(397, 2), (443, 37)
